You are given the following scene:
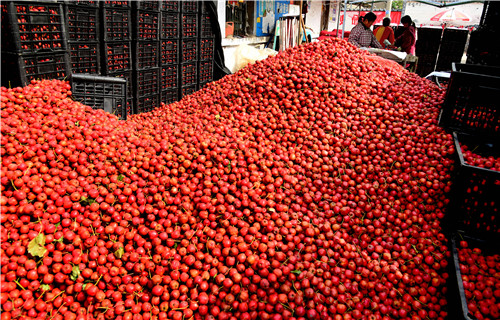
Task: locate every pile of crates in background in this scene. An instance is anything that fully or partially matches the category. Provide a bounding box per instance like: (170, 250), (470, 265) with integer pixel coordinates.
(439, 63), (500, 320)
(1, 1), (70, 86)
(1, 0), (216, 116)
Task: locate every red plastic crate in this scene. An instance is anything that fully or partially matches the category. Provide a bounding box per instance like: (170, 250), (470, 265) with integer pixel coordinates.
(198, 60), (213, 83)
(181, 13), (198, 38)
(160, 12), (179, 38)
(66, 5), (99, 42)
(181, 38), (198, 63)
(161, 65), (178, 90)
(135, 68), (160, 97)
(104, 41), (132, 73)
(134, 41), (159, 70)
(69, 42), (100, 74)
(1, 2), (67, 53)
(161, 39), (179, 65)
(161, 89), (178, 104)
(180, 62), (197, 87)
(199, 38), (214, 61)
(103, 8), (131, 41)
(136, 10), (159, 40)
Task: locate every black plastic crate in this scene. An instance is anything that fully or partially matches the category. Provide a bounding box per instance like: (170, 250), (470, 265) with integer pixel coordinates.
(160, 1), (179, 12)
(126, 98), (133, 116)
(199, 38), (214, 61)
(160, 89), (178, 105)
(66, 5), (99, 42)
(103, 1), (131, 8)
(69, 42), (100, 74)
(181, 1), (198, 13)
(451, 233), (500, 320)
(181, 13), (198, 38)
(160, 12), (179, 39)
(160, 39), (179, 65)
(200, 14), (215, 38)
(199, 80), (211, 90)
(136, 94), (160, 114)
(135, 68), (160, 97)
(134, 41), (159, 70)
(107, 70), (133, 100)
(439, 63), (500, 138)
(103, 7), (131, 41)
(160, 64), (178, 90)
(103, 41), (132, 73)
(136, 10), (159, 40)
(181, 38), (198, 63)
(70, 74), (127, 120)
(180, 84), (197, 98)
(198, 60), (213, 83)
(135, 1), (160, 11)
(180, 62), (197, 87)
(447, 132), (500, 240)
(1, 52), (70, 87)
(62, 1), (99, 6)
(1, 2), (67, 53)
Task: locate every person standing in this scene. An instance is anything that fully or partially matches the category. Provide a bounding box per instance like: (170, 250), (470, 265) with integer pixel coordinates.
(395, 15), (417, 55)
(374, 17), (395, 48)
(348, 12), (383, 49)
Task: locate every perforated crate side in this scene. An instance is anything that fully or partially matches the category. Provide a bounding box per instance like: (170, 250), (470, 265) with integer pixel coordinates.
(446, 132), (500, 240)
(181, 1), (199, 13)
(200, 14), (215, 38)
(103, 8), (131, 41)
(161, 89), (179, 105)
(181, 13), (198, 38)
(69, 42), (100, 74)
(160, 39), (179, 65)
(181, 38), (198, 63)
(103, 1), (131, 8)
(134, 41), (160, 70)
(136, 94), (160, 114)
(180, 62), (197, 87)
(136, 10), (159, 40)
(66, 5), (99, 42)
(180, 84), (197, 98)
(70, 74), (127, 120)
(135, 68), (160, 97)
(62, 1), (99, 6)
(160, 12), (179, 39)
(103, 41), (132, 73)
(135, 1), (160, 11)
(1, 52), (70, 87)
(161, 64), (178, 90)
(439, 63), (500, 138)
(107, 70), (133, 99)
(198, 60), (213, 83)
(199, 38), (214, 61)
(2, 1), (67, 53)
(160, 1), (179, 12)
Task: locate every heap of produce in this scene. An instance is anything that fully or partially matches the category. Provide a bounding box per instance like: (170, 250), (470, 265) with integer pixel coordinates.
(1, 38), (456, 320)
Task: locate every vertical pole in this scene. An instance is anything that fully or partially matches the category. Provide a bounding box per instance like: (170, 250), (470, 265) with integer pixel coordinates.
(341, 0), (347, 39)
(385, 0), (392, 18)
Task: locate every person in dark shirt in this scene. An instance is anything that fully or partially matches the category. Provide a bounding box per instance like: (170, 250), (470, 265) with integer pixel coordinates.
(395, 15), (416, 55)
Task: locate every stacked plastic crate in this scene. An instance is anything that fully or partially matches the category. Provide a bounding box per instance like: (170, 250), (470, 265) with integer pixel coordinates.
(133, 1), (160, 114)
(179, 1), (199, 99)
(199, 2), (215, 90)
(101, 0), (133, 115)
(64, 0), (100, 75)
(1, 1), (70, 87)
(159, 1), (180, 105)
